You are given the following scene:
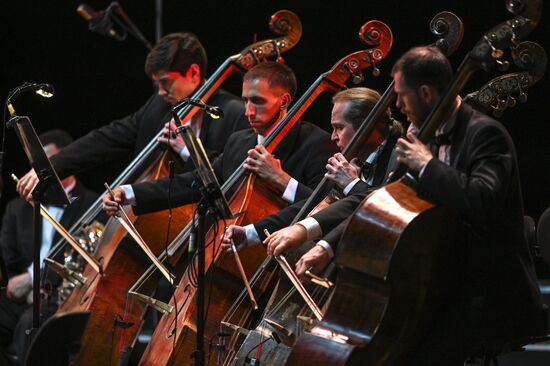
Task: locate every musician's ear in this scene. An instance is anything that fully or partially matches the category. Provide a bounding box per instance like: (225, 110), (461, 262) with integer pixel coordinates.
(419, 85), (438, 105)
(187, 64), (201, 83)
(280, 93), (291, 110)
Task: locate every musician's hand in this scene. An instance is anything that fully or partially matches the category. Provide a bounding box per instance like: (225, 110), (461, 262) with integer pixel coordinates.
(244, 145), (291, 194)
(395, 132), (433, 172)
(157, 119), (186, 155)
(295, 245), (331, 282)
(102, 187), (126, 216)
(264, 224), (307, 257)
(6, 272), (32, 302)
(325, 153), (360, 189)
(16, 169), (39, 202)
(221, 225), (248, 253)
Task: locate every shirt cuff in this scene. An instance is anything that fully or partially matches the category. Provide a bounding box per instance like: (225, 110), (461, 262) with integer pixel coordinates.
(342, 178), (361, 196)
(282, 177), (298, 203)
(316, 240), (334, 259)
(244, 224), (262, 247)
(121, 185), (136, 205)
(297, 217), (322, 240)
(179, 145), (190, 162)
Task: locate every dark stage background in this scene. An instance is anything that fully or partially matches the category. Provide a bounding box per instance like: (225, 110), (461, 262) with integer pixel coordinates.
(1, 1), (549, 229)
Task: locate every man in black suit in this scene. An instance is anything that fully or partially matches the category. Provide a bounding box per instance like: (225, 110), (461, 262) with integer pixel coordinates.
(102, 62), (338, 220)
(221, 87), (402, 262)
(16, 32), (248, 201)
(390, 46), (544, 364)
(0, 130), (97, 364)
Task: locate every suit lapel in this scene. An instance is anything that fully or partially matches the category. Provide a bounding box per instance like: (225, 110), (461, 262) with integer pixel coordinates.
(450, 103), (473, 168)
(272, 122), (301, 167)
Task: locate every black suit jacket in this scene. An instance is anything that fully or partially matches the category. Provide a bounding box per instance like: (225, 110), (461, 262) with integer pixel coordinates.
(0, 182), (97, 279)
(417, 103), (543, 326)
(131, 121), (338, 215)
(50, 89), (248, 179)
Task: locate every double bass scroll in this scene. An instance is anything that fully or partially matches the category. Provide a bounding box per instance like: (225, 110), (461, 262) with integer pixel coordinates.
(464, 41), (547, 116)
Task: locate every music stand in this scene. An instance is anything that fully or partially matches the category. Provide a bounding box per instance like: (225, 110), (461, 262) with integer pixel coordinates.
(6, 116), (70, 333)
(178, 125), (233, 366)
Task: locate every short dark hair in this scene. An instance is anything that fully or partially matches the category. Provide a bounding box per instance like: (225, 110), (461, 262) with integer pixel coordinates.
(145, 32), (207, 79)
(243, 62), (297, 99)
(332, 88), (391, 131)
(391, 46), (452, 94)
(39, 129), (73, 149)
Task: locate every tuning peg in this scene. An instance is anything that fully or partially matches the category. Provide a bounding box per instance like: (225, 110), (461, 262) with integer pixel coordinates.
(496, 59), (510, 71)
(484, 35), (504, 59)
(507, 95), (516, 108)
(365, 51), (381, 77)
(352, 71), (364, 85)
(518, 90), (527, 103)
(274, 42), (284, 64)
(497, 97), (508, 111)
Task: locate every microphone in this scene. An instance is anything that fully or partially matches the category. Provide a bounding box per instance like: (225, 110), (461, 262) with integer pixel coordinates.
(173, 98), (224, 120)
(77, 3), (124, 40)
(6, 83), (54, 103)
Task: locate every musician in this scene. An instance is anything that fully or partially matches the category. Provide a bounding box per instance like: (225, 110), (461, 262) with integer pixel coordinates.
(390, 46), (543, 364)
(102, 62), (338, 218)
(0, 130), (97, 365)
(221, 87), (402, 253)
(16, 32), (249, 201)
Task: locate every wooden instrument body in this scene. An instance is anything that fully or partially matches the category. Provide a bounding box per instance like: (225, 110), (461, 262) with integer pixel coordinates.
(286, 176), (463, 365)
(56, 151), (195, 365)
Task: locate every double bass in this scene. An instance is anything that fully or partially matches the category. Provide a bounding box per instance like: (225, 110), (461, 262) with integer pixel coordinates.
(46, 10), (302, 366)
(138, 20), (392, 366)
(228, 11), (464, 366)
(286, 1), (542, 364)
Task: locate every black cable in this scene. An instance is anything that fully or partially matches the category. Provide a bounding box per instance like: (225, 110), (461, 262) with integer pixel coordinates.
(244, 336), (273, 364)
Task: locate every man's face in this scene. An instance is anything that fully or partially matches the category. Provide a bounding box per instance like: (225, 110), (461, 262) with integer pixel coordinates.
(242, 78), (289, 136)
(330, 101), (356, 151)
(152, 67), (199, 105)
(393, 71), (432, 127)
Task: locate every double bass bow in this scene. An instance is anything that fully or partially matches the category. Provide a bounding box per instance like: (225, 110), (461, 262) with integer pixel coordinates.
(287, 1), (542, 365)
(221, 20), (396, 366)
(137, 20), (392, 366)
(49, 10), (302, 366)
